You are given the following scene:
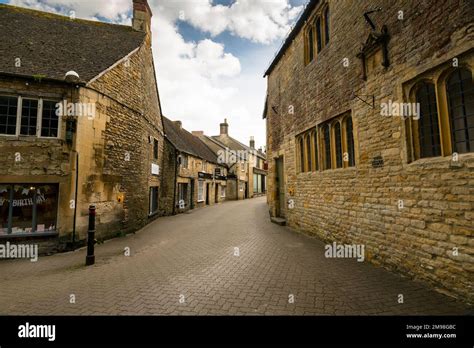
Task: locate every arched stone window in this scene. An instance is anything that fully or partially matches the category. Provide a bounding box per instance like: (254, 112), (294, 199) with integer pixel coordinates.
(345, 116), (355, 167)
(446, 68), (474, 154)
(299, 136), (305, 172)
(413, 82), (441, 158)
(324, 7), (330, 45)
(315, 17), (322, 54)
(305, 133), (312, 171)
(322, 124), (331, 170)
(334, 121), (342, 168)
(312, 130), (319, 170)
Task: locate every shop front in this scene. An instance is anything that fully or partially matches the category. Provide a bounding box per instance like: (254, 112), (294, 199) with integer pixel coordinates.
(0, 184), (59, 237)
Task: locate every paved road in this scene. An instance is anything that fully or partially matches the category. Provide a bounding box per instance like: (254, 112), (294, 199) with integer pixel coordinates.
(0, 197), (470, 315)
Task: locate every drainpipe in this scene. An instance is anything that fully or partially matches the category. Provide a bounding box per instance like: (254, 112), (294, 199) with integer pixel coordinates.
(72, 152), (79, 248)
(172, 149), (178, 215)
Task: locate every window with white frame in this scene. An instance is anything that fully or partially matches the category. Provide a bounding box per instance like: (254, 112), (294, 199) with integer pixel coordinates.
(220, 185), (226, 198)
(240, 161), (245, 172)
(0, 96), (60, 138)
(201, 161), (206, 172)
(41, 100), (60, 137)
(197, 180), (204, 202)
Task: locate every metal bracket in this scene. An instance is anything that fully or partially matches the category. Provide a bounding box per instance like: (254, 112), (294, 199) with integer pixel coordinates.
(353, 94), (375, 108)
(363, 8), (382, 31)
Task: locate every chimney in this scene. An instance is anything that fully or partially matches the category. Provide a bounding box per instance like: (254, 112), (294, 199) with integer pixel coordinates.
(249, 136), (255, 149)
(220, 118), (229, 136)
(132, 0), (152, 43)
(173, 120), (182, 129)
(192, 131), (204, 136)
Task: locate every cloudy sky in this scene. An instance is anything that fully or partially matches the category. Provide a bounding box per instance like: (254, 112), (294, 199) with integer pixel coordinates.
(1, 0), (307, 149)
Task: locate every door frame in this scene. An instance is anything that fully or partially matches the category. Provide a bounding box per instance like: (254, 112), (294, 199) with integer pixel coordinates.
(275, 156), (285, 218)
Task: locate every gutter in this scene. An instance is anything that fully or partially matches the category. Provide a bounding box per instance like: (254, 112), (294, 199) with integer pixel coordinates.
(172, 148), (179, 215)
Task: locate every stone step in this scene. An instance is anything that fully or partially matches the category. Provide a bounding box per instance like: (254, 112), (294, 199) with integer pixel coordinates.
(270, 217), (286, 226)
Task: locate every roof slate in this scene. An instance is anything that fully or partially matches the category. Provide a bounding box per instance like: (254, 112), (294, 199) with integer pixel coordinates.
(0, 4), (145, 83)
(163, 116), (220, 165)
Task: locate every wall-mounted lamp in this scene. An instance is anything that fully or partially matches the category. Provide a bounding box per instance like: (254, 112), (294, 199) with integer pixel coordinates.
(66, 118), (76, 145)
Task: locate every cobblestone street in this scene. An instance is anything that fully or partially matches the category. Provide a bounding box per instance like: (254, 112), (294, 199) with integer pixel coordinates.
(0, 197), (470, 315)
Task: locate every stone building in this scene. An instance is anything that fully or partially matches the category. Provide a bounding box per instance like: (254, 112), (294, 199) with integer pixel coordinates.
(264, 0), (473, 302)
(196, 119), (267, 200)
(249, 136), (268, 197)
(0, 0), (164, 252)
(161, 117), (227, 215)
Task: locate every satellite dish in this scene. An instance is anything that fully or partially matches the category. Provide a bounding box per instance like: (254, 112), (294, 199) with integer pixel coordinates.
(65, 71), (80, 83)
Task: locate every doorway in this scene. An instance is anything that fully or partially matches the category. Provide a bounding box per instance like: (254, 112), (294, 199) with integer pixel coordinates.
(215, 184), (219, 203)
(206, 183), (210, 205)
(190, 180), (195, 209)
(275, 156), (285, 218)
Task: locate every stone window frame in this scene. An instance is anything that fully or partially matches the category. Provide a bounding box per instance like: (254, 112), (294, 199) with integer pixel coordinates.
(304, 132), (312, 171)
(403, 56), (474, 163)
(321, 123), (332, 170)
(303, 2), (330, 66)
(342, 114), (356, 168)
(333, 120), (343, 168)
(296, 112), (356, 173)
(297, 136), (305, 172)
(0, 95), (62, 139)
(220, 184), (226, 198)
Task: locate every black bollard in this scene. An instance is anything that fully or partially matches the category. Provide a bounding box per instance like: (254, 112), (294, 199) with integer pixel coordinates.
(85, 205), (96, 266)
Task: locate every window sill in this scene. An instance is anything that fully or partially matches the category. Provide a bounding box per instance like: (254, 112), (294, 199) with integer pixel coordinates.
(0, 231), (58, 239)
(297, 166), (357, 175)
(0, 135), (61, 140)
(407, 153), (474, 167)
(197, 200), (204, 203)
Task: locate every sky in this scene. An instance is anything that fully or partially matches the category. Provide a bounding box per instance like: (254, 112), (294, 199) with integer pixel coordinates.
(1, 0), (307, 149)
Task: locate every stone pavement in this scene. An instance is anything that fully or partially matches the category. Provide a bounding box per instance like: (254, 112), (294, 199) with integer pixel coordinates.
(0, 197), (470, 315)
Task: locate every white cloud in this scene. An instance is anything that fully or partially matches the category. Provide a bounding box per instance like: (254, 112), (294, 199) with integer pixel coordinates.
(152, 0), (302, 44)
(6, 0), (302, 148)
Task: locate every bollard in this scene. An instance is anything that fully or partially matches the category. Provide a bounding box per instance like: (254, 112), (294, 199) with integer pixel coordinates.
(85, 205), (96, 266)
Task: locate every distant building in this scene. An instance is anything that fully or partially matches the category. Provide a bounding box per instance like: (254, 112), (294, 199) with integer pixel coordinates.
(0, 0), (164, 252)
(161, 117), (228, 215)
(196, 119), (267, 200)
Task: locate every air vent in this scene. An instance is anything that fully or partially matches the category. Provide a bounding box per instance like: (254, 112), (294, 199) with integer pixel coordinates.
(372, 155), (384, 168)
